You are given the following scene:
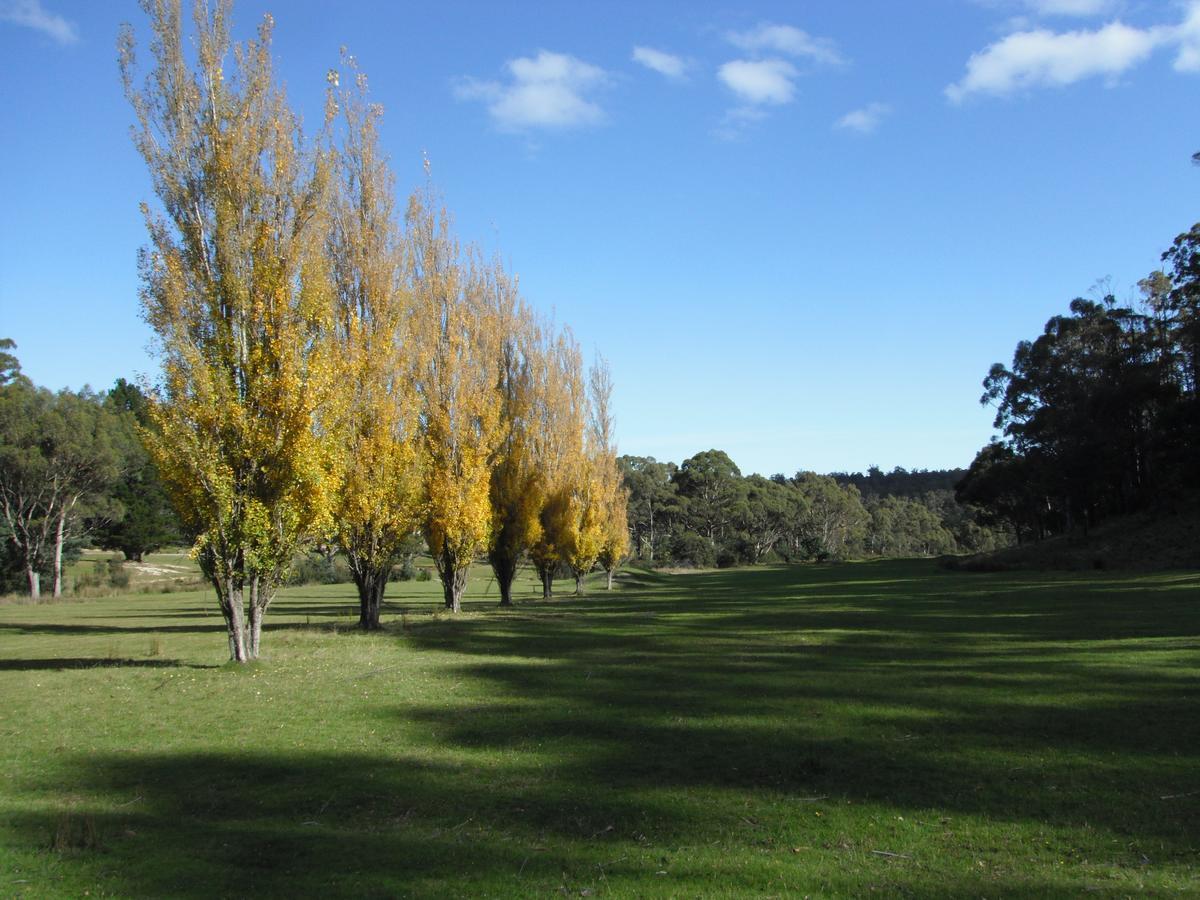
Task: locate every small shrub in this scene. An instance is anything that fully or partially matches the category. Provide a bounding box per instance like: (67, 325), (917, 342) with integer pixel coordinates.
(669, 532), (716, 569)
(106, 557), (131, 589)
(392, 557), (417, 581)
(75, 568), (104, 591)
(286, 553), (351, 586)
(415, 567), (432, 582)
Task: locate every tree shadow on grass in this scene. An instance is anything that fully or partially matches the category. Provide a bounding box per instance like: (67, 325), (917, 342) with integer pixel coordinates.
(0, 621), (224, 636)
(0, 657), (214, 671)
(7, 561), (1198, 896)
(389, 562), (1200, 849)
(6, 750), (707, 898)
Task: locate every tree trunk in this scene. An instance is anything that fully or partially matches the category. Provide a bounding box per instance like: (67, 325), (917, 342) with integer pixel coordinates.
(246, 577), (260, 660)
(574, 572), (585, 596)
(26, 565), (40, 600)
(439, 552), (469, 613)
(247, 601), (263, 660)
(491, 553), (517, 608)
(606, 568), (614, 591)
(537, 564), (553, 599)
(246, 576), (271, 659)
(219, 580), (249, 663)
(52, 512), (65, 598)
(352, 561), (389, 630)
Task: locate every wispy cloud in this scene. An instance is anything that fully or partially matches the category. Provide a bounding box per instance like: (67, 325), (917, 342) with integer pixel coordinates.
(0, 0), (78, 45)
(455, 51), (608, 132)
(726, 22), (843, 65)
(632, 46), (687, 80)
(835, 102), (891, 134)
(949, 2), (1200, 101)
(946, 20), (1166, 101)
(1176, 2), (1200, 71)
(718, 59), (799, 105)
(1021, 0), (1118, 15)
(972, 0), (1119, 22)
(714, 21), (843, 137)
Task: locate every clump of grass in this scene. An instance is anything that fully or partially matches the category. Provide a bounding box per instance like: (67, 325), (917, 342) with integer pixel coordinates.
(50, 806), (100, 853)
(147, 637), (165, 658)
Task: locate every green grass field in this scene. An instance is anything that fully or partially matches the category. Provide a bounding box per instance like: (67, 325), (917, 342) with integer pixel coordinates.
(0, 560), (1197, 897)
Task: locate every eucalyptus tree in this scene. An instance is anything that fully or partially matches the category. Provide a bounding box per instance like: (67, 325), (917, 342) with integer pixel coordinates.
(96, 380), (182, 562)
(0, 380), (120, 598)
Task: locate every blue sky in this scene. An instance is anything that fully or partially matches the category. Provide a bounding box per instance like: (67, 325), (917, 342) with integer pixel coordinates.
(1, 0), (1197, 477)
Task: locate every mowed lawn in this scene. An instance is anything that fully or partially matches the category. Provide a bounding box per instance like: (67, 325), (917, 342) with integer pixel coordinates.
(0, 560), (1197, 897)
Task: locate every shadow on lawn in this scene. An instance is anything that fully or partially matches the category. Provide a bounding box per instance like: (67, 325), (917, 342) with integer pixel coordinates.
(0, 657), (211, 671)
(8, 561), (1199, 896)
(391, 562), (1200, 839)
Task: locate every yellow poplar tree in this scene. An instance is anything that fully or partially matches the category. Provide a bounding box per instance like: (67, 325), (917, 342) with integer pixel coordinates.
(120, 0), (336, 661)
(528, 331), (585, 599)
(408, 194), (503, 613)
(487, 294), (546, 607)
(590, 357), (630, 590)
(325, 59), (423, 630)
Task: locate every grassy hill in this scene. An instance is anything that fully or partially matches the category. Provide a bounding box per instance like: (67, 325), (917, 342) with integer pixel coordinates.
(949, 506), (1200, 572)
(0, 561), (1197, 896)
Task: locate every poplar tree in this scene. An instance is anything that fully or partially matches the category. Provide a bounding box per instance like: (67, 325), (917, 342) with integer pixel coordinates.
(487, 298), (545, 607)
(326, 60), (422, 630)
(120, 0), (337, 661)
(408, 194), (504, 613)
(589, 358), (630, 589)
(528, 332), (584, 599)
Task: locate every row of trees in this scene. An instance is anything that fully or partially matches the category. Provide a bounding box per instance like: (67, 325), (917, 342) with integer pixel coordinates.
(119, 0), (626, 661)
(958, 220), (1200, 541)
(0, 348), (181, 597)
(620, 451), (1007, 568)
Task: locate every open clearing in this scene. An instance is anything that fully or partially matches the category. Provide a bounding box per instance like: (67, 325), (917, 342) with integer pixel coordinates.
(0, 560), (1197, 897)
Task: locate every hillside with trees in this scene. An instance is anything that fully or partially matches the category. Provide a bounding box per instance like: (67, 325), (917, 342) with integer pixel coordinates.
(619, 453), (1008, 569)
(956, 222), (1200, 558)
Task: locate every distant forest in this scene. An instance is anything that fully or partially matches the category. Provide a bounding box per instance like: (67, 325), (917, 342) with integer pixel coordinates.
(619, 453), (1007, 569)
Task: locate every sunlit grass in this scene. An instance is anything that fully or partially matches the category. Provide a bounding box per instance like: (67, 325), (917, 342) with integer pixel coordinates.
(0, 560), (1196, 896)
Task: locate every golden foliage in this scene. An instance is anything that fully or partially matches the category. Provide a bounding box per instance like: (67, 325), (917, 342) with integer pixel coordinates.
(408, 193), (505, 609)
(487, 296), (548, 603)
(528, 331), (585, 591)
(324, 55), (423, 593)
(122, 0), (337, 658)
(122, 2), (626, 630)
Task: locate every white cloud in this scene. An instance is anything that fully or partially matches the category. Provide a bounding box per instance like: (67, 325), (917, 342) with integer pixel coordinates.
(1021, 0), (1117, 16)
(835, 102), (891, 134)
(632, 46), (687, 80)
(718, 59), (798, 105)
(0, 0), (78, 45)
(455, 51), (608, 131)
(1175, 2), (1200, 71)
(726, 22), (842, 65)
(945, 21), (1167, 101)
(951, 2), (1200, 100)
